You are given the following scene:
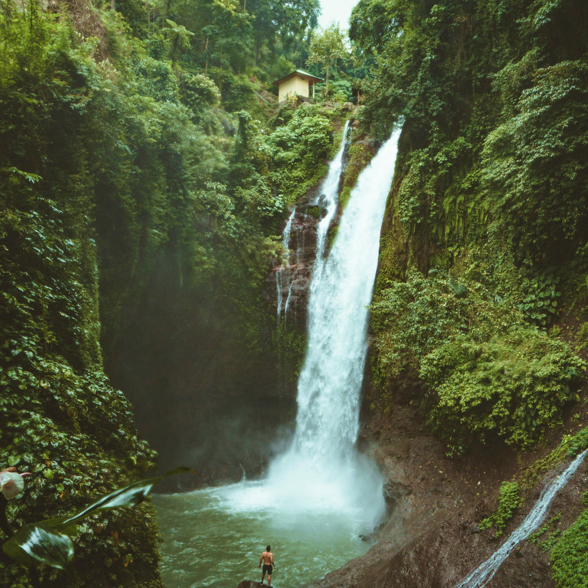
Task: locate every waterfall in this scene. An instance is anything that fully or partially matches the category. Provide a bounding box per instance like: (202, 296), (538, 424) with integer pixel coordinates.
(226, 124), (400, 529)
(454, 449), (588, 588)
(265, 126), (402, 525)
(284, 281), (294, 320)
(276, 208), (296, 325)
(282, 208), (296, 265)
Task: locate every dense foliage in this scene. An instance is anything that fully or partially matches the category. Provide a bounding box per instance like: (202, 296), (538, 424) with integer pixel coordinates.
(0, 0), (337, 583)
(355, 2), (588, 583)
(357, 0), (588, 447)
(351, 0), (588, 271)
(550, 507), (588, 588)
(371, 270), (585, 453)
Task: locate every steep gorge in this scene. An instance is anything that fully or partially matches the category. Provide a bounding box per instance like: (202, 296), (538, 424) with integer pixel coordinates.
(3, 0), (588, 585)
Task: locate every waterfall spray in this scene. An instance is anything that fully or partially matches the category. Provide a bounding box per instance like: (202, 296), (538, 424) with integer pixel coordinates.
(454, 449), (588, 588)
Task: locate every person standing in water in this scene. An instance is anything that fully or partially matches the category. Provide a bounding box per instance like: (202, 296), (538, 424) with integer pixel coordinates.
(259, 545), (276, 585)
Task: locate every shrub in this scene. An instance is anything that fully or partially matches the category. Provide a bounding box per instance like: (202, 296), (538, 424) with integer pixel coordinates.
(551, 509), (588, 588)
(479, 481), (520, 536)
(423, 329), (584, 450)
(371, 270), (585, 453)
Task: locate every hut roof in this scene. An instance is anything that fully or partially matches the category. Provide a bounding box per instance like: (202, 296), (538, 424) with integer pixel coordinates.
(271, 69), (323, 86)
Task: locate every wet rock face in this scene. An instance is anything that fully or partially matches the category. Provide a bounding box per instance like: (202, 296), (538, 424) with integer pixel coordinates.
(264, 198), (322, 332)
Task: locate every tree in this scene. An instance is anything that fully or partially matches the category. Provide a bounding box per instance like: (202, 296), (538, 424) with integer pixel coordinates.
(163, 19), (194, 68)
(307, 24), (349, 97)
(245, 0), (320, 63)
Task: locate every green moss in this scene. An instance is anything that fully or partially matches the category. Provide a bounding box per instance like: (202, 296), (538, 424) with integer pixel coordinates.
(339, 186), (352, 209)
(328, 225), (339, 249)
(479, 481), (520, 537)
(551, 508), (588, 587)
(305, 206), (323, 219)
(339, 141), (375, 210)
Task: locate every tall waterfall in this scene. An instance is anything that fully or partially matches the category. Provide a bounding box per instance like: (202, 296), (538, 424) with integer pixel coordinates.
(265, 126), (402, 525)
(454, 449), (588, 588)
(226, 125), (401, 527)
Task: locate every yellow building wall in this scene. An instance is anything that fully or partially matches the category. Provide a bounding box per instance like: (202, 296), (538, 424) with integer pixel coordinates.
(279, 76), (310, 101)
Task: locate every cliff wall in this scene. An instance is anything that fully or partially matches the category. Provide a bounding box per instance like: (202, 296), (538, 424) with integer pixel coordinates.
(314, 0), (588, 585)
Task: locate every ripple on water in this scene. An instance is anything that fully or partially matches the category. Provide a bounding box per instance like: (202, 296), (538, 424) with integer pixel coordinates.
(154, 481), (372, 588)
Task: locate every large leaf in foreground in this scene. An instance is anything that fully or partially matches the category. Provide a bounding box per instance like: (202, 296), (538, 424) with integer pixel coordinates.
(58, 466), (195, 527)
(2, 523), (74, 570)
(2, 466), (196, 570)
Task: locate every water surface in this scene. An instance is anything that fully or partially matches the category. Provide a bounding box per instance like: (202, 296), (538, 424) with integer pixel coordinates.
(154, 482), (370, 588)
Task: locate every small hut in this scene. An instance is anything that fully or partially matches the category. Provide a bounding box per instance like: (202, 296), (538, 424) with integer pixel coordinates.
(272, 70), (323, 102)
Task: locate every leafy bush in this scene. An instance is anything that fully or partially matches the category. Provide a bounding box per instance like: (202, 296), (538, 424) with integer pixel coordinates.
(423, 330), (583, 450)
(371, 270), (585, 453)
(479, 481), (520, 536)
(518, 273), (561, 327)
(180, 72), (221, 117)
(266, 106), (333, 203)
(0, 467), (194, 584)
(551, 508), (588, 588)
(483, 60), (588, 266)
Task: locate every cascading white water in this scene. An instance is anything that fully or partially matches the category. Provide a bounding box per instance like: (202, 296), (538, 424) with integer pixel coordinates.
(284, 281), (294, 320)
(276, 208), (296, 325)
(223, 124), (401, 531)
(239, 125), (400, 527)
(454, 449), (588, 588)
(276, 270), (284, 323)
(282, 208), (296, 263)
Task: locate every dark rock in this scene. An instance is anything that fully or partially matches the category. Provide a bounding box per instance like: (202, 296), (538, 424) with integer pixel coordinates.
(237, 581), (264, 588)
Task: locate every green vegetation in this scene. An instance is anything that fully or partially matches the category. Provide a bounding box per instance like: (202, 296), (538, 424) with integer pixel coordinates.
(273, 326), (307, 384)
(479, 481), (520, 537)
(551, 509), (588, 588)
(0, 0), (339, 583)
(567, 426), (588, 457)
(1, 467), (194, 584)
(356, 0), (588, 466)
(266, 105), (334, 203)
(543, 426), (588, 586)
(339, 139), (375, 209)
(528, 512), (562, 552)
(371, 270), (585, 454)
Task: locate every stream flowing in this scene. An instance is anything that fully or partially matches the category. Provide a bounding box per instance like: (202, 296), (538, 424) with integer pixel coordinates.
(155, 125), (402, 588)
(454, 449), (588, 588)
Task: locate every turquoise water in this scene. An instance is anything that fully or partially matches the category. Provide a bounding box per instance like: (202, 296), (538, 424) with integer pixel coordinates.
(153, 481), (371, 588)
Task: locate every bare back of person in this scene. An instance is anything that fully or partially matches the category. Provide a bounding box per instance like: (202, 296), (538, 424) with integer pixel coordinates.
(259, 545), (275, 586)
